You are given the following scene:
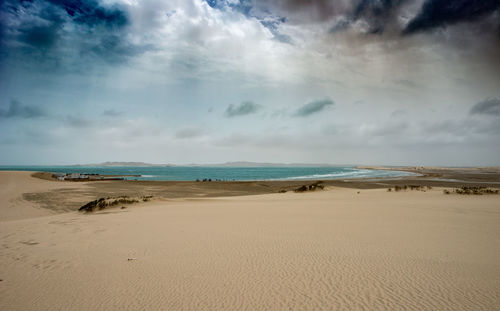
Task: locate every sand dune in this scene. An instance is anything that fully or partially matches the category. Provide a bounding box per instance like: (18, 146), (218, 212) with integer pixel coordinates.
(0, 173), (500, 310)
(0, 171), (93, 221)
(1, 172), (500, 310)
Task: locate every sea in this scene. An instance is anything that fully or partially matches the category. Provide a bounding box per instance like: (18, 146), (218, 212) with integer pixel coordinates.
(0, 166), (416, 181)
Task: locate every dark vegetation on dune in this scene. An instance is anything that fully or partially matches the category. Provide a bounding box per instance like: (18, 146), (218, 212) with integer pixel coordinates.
(386, 185), (499, 195)
(443, 187), (499, 195)
(277, 181), (325, 193)
(387, 185), (432, 192)
(292, 182), (325, 193)
(79, 195), (153, 212)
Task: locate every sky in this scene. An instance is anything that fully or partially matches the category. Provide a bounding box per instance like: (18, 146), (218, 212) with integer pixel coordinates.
(1, 0), (499, 166)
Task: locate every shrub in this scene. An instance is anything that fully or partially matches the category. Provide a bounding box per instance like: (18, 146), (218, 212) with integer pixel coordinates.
(443, 187), (499, 195)
(79, 196), (140, 212)
(294, 185), (308, 192)
(293, 182), (324, 193)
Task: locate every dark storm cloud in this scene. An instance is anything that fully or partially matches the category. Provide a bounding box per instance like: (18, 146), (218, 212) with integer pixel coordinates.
(225, 101), (260, 117)
(0, 100), (46, 119)
(294, 98), (334, 117)
(19, 25), (60, 50)
(470, 98), (500, 116)
(1, 2), (67, 51)
(18, 11), (65, 50)
(404, 0), (500, 34)
(46, 0), (128, 29)
(0, 0), (148, 68)
(353, 0), (402, 18)
(252, 0), (500, 37)
(1, 0), (128, 45)
(254, 0), (406, 33)
(351, 0), (406, 34)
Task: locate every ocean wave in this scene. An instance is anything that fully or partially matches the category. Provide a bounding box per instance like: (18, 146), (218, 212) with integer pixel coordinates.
(272, 169), (414, 180)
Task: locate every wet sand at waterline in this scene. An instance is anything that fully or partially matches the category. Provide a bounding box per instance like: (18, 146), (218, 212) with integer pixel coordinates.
(1, 171), (500, 310)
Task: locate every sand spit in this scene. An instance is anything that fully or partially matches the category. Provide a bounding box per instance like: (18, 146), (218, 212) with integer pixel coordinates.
(1, 171), (500, 310)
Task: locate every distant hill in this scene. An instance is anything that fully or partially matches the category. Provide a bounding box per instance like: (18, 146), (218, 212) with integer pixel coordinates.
(76, 162), (173, 167)
(76, 161), (342, 167)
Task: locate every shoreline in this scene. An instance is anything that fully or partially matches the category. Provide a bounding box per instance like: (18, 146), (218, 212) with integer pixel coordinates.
(1, 165), (420, 182)
(0, 168), (498, 220)
(31, 165), (500, 186)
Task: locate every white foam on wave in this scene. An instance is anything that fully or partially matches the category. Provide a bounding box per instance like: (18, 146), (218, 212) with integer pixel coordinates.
(272, 169), (415, 181)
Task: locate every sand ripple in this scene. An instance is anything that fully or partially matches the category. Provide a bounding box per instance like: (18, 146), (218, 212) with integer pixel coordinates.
(1, 188), (500, 310)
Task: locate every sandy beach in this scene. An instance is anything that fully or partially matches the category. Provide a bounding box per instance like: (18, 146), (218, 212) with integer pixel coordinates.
(1, 170), (500, 310)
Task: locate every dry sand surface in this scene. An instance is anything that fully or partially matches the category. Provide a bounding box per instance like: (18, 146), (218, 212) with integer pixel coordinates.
(0, 171), (90, 221)
(1, 171), (500, 310)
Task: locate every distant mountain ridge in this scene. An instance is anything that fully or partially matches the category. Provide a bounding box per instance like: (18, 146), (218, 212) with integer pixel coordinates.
(76, 162), (173, 167)
(76, 161), (343, 167)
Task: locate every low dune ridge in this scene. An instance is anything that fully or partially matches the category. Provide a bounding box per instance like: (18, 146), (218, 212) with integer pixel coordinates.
(1, 171), (500, 310)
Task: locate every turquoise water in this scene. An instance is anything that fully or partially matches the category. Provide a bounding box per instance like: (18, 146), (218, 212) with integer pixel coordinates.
(0, 166), (415, 181)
